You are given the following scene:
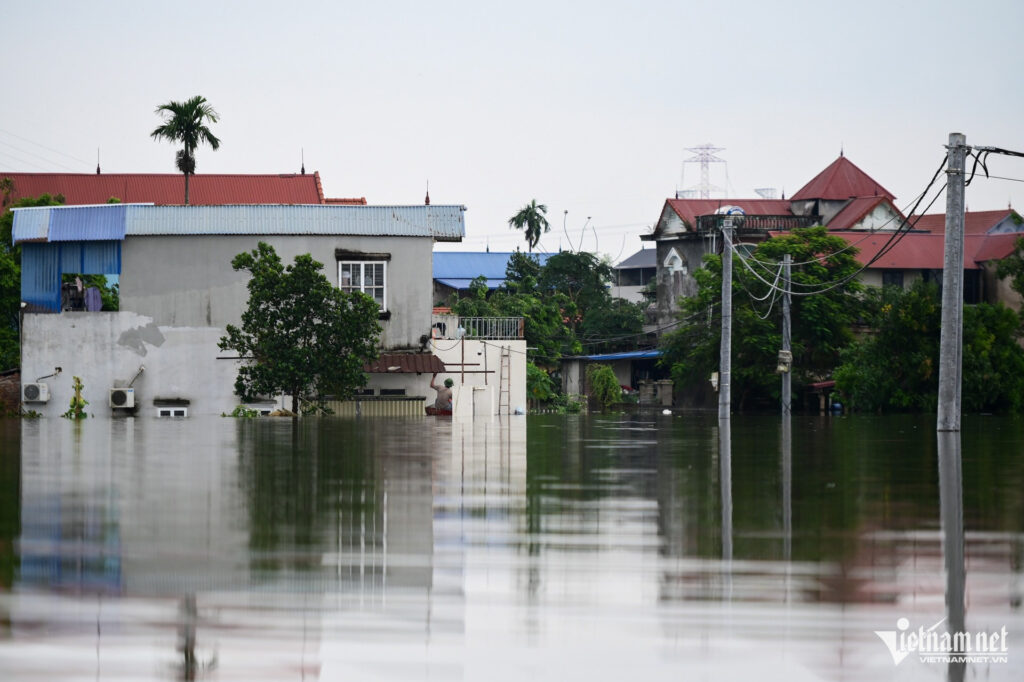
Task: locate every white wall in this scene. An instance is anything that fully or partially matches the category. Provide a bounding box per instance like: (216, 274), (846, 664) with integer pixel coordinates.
(429, 339), (527, 415)
(21, 311), (245, 418)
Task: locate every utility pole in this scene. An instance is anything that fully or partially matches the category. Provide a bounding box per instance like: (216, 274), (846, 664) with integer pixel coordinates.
(781, 253), (792, 416)
(719, 217), (734, 420)
(937, 133), (968, 432)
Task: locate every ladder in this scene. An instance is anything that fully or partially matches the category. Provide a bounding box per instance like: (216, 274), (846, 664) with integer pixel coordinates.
(498, 346), (511, 416)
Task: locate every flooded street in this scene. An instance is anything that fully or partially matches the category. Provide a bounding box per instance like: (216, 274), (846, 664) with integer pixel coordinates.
(0, 413), (1021, 681)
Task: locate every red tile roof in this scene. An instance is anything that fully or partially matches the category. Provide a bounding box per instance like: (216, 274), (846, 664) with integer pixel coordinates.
(828, 231), (1020, 270)
(0, 171), (326, 205)
(791, 156), (895, 201)
(910, 210), (1019, 235)
(826, 196), (900, 230)
(364, 353), (446, 374)
(667, 198), (793, 228)
(326, 197), (368, 205)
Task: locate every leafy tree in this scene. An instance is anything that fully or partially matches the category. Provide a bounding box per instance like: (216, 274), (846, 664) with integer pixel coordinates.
(219, 242), (382, 414)
(579, 298), (645, 353)
(995, 235), (1024, 301)
(508, 200), (550, 251)
(835, 280), (1024, 412)
(150, 95), (221, 205)
(503, 249), (542, 292)
(586, 363), (622, 411)
(660, 226), (864, 409)
(526, 361), (555, 402)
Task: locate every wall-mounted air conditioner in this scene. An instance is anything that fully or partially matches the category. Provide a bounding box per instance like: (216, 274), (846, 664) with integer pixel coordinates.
(109, 387), (135, 408)
(22, 383), (50, 403)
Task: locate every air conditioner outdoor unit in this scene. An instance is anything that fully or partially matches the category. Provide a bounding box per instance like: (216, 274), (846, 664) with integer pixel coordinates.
(22, 382), (50, 403)
(109, 387), (135, 408)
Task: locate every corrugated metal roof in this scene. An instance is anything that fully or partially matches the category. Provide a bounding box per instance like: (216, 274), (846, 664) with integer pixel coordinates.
(12, 204), (466, 243)
(911, 210), (1020, 235)
(615, 248), (656, 269)
(9, 206), (50, 243)
(826, 196), (889, 230)
(0, 172), (326, 205)
(665, 198), (793, 230)
(828, 231), (1017, 270)
(50, 204), (127, 241)
(435, 277), (507, 290)
(432, 252), (554, 279)
(364, 353), (447, 374)
(791, 156), (895, 201)
(571, 350), (662, 361)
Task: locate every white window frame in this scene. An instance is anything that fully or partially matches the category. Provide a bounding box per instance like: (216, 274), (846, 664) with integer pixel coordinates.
(156, 407), (188, 418)
(338, 261), (387, 311)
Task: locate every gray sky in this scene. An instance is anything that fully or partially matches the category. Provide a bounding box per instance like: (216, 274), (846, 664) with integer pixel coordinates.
(3, 0), (1023, 262)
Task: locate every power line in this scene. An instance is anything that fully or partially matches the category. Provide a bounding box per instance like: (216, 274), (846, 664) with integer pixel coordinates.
(0, 127), (92, 167)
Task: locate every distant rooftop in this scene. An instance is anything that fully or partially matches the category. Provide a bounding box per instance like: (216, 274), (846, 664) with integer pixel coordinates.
(12, 203), (466, 243)
(615, 248), (656, 269)
(0, 171), (333, 206)
(433, 251), (555, 289)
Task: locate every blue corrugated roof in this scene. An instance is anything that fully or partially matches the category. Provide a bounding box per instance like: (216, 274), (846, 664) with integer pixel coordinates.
(433, 251), (554, 279)
(12, 204), (466, 243)
(50, 205), (127, 241)
(435, 277), (507, 290)
(578, 350), (662, 361)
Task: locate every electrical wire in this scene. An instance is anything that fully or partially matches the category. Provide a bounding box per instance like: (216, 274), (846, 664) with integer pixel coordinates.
(724, 159), (949, 297)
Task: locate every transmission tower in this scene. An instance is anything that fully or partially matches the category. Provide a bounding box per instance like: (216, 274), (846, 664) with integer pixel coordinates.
(678, 143), (726, 199)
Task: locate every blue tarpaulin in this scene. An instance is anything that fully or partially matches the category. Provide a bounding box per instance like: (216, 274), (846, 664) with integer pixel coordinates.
(21, 241), (122, 312)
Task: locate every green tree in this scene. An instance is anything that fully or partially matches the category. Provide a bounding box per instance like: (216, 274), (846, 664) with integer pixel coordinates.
(150, 95), (221, 205)
(835, 280), (1024, 412)
(661, 226), (864, 409)
(508, 200), (550, 251)
(995, 233), (1024, 301)
(586, 363), (622, 411)
(219, 242), (382, 414)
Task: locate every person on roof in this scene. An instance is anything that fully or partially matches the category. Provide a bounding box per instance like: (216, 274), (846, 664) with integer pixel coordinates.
(430, 373), (454, 410)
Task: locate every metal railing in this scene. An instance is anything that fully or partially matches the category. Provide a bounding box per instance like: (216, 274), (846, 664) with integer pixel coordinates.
(431, 315), (524, 339)
(695, 214), (820, 236)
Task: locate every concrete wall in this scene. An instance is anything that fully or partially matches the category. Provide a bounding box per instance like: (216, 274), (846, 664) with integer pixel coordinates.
(120, 234), (434, 350)
(21, 311), (246, 418)
(609, 284), (647, 304)
(850, 203), (901, 231)
(429, 339), (527, 415)
(654, 238), (704, 329)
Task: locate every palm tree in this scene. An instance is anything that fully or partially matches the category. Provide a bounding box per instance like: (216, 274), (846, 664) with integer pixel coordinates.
(150, 96), (221, 205)
(508, 200), (550, 252)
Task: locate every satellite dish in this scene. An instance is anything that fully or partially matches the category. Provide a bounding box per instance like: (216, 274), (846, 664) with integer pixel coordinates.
(714, 205), (746, 216)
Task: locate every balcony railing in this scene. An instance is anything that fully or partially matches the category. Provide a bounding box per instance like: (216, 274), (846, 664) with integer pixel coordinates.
(694, 214), (820, 236)
(431, 315), (524, 340)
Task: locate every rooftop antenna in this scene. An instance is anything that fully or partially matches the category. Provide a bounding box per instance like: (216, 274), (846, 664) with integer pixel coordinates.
(300, 148), (305, 175)
(425, 180), (430, 205)
(754, 188), (778, 200)
(678, 143), (726, 199)
(96, 147), (100, 175)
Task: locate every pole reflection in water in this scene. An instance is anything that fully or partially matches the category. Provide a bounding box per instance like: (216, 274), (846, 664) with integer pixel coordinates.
(718, 418), (732, 599)
(938, 431), (965, 682)
(780, 415), (792, 603)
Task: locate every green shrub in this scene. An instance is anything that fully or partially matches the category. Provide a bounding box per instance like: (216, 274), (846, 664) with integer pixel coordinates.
(586, 363), (621, 411)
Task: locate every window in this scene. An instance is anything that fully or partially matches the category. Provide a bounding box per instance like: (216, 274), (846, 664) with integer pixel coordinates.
(882, 271), (904, 289)
(339, 261), (387, 310)
(379, 388), (406, 396)
(156, 407), (188, 418)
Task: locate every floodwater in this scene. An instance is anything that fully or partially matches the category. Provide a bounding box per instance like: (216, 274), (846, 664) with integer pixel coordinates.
(0, 414), (1021, 681)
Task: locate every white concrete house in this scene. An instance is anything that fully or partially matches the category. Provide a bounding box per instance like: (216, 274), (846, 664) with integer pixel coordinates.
(14, 203), (526, 417)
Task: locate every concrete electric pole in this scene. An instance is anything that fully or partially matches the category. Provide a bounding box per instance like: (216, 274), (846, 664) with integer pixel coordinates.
(781, 253), (792, 416)
(719, 217), (734, 420)
(937, 133), (968, 432)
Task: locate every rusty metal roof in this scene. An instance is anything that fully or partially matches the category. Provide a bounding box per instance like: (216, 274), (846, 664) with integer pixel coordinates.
(0, 172), (326, 205)
(791, 156), (895, 201)
(364, 353), (446, 374)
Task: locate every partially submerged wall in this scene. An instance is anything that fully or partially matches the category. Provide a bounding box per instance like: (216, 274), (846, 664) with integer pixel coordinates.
(21, 312), (244, 418)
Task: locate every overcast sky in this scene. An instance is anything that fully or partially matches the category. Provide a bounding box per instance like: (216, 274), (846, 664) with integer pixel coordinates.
(3, 0), (1022, 262)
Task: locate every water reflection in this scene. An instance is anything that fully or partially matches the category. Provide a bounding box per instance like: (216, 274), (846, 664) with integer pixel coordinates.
(0, 414), (1021, 680)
